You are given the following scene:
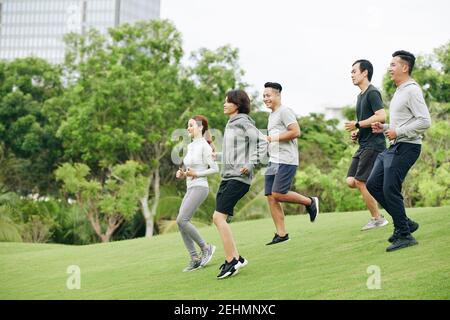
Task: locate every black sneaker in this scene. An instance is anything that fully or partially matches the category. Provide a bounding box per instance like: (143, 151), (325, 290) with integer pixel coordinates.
(266, 233), (290, 245)
(217, 258), (240, 279)
(305, 197), (319, 222)
(386, 234), (418, 252)
(388, 220), (419, 243)
(238, 255), (248, 269)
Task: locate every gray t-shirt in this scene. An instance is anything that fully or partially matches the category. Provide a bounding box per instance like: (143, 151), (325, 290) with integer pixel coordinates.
(268, 106), (299, 165)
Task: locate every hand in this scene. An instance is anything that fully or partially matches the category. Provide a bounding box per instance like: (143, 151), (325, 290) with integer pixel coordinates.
(176, 168), (186, 179)
(371, 122), (384, 134)
(240, 167), (249, 175)
(385, 129), (397, 140)
(266, 136), (272, 143)
(351, 130), (359, 143)
(344, 121), (357, 132)
(211, 152), (217, 160)
(185, 168), (198, 179)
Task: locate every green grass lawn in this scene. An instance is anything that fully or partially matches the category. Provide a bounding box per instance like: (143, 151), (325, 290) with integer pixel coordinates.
(1, 206), (449, 300)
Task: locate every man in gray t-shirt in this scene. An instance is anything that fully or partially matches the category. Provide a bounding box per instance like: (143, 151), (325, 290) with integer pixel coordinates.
(263, 82), (319, 246)
(267, 103), (299, 165)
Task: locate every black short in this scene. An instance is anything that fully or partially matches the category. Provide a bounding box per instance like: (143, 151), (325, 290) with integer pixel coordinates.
(347, 149), (381, 182)
(215, 179), (250, 216)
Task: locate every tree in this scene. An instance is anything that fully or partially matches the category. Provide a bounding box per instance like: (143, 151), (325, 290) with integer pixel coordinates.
(187, 45), (248, 129)
(0, 58), (64, 195)
(297, 113), (348, 172)
(55, 161), (146, 242)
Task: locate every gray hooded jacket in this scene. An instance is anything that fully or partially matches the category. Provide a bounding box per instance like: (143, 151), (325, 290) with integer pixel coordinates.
(219, 114), (268, 185)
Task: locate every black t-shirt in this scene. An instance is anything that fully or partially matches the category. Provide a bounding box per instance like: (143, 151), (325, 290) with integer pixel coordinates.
(356, 85), (386, 152)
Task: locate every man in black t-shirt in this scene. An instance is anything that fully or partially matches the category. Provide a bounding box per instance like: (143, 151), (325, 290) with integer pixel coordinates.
(345, 59), (388, 231)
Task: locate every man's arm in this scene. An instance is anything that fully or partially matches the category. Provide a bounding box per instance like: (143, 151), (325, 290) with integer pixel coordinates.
(267, 122), (300, 142)
(345, 109), (386, 131)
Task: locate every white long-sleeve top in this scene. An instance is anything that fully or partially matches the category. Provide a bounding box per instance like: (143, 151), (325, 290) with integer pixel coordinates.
(386, 79), (431, 145)
(183, 137), (219, 189)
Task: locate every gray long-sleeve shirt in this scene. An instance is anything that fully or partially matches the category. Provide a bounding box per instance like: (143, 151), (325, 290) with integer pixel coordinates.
(220, 113), (268, 185)
(384, 79), (431, 145)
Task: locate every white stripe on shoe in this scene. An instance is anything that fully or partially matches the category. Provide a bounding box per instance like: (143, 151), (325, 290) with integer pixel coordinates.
(236, 258), (248, 269)
(311, 197), (319, 222)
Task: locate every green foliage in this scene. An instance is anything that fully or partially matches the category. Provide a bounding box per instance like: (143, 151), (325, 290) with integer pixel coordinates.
(55, 161), (146, 242)
(342, 105), (356, 121)
(251, 110), (270, 131)
(58, 20), (192, 169)
(0, 192), (61, 243)
(416, 162), (450, 207)
(0, 213), (22, 242)
(297, 113), (348, 172)
(0, 58), (64, 194)
(188, 45), (248, 130)
(295, 151), (366, 213)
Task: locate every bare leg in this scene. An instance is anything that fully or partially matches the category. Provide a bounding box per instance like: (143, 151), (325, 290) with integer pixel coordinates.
(213, 211), (239, 262)
(271, 191), (312, 205)
(267, 195), (287, 237)
(355, 179), (381, 219)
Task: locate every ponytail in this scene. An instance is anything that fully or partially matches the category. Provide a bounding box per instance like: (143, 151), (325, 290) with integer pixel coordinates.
(192, 115), (215, 152)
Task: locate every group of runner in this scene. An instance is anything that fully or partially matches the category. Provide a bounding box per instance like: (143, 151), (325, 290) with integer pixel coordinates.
(175, 50), (431, 279)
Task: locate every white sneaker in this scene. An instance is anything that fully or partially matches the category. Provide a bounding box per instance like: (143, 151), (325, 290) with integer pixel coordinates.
(361, 216), (389, 231)
(200, 244), (216, 267)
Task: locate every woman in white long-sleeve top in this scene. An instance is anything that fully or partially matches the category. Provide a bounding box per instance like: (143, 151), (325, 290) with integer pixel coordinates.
(176, 115), (219, 272)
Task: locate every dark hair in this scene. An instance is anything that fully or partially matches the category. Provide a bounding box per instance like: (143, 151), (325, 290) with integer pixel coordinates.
(352, 59), (374, 81)
(192, 115), (214, 150)
(264, 82), (282, 92)
(226, 89), (251, 114)
(392, 50), (415, 75)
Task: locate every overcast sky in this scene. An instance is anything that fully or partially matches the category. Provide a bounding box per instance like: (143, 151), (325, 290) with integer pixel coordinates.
(161, 0), (450, 116)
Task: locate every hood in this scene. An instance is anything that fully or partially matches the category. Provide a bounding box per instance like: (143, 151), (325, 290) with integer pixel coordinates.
(228, 113), (255, 125)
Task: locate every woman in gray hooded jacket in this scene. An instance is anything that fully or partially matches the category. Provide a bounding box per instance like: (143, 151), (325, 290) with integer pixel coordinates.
(213, 89), (268, 279)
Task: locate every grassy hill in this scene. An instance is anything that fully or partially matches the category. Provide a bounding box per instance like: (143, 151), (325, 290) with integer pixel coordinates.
(1, 206), (449, 300)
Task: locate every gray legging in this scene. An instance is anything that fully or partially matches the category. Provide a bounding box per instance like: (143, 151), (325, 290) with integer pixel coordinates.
(176, 186), (209, 259)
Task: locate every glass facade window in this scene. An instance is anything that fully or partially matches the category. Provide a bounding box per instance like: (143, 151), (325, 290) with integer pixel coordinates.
(0, 0), (160, 64)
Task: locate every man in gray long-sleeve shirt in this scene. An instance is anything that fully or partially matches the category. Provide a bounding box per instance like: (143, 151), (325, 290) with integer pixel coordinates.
(367, 50), (431, 252)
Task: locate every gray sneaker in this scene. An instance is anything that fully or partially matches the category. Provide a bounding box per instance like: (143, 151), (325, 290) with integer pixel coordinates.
(361, 216), (389, 231)
(200, 244), (216, 267)
(182, 258), (202, 272)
